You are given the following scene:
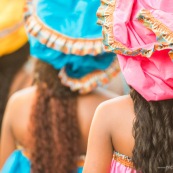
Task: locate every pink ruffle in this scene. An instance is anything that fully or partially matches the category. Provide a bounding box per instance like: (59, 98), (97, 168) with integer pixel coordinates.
(110, 160), (138, 173)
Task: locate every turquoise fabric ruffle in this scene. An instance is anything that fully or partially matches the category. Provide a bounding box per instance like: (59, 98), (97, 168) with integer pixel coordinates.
(36, 0), (102, 39)
(1, 150), (31, 173)
(29, 35), (115, 79)
(77, 167), (83, 173)
(24, 0), (119, 93)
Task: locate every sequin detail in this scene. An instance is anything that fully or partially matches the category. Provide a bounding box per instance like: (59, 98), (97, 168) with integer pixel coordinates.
(113, 152), (134, 169)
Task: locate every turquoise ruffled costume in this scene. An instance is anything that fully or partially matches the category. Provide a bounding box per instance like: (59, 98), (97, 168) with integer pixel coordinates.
(1, 150), (83, 173)
(25, 0), (115, 66)
(1, 150), (30, 173)
(24, 0), (119, 93)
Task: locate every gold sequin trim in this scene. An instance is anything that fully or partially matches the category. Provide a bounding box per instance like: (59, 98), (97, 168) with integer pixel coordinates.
(113, 152), (134, 169)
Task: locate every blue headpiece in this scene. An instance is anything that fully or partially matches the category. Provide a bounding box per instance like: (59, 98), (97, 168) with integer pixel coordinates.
(25, 0), (119, 93)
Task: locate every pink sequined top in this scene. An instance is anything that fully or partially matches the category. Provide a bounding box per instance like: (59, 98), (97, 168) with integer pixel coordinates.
(110, 152), (139, 173)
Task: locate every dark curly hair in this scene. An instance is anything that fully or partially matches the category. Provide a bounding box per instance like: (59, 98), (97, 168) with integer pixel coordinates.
(30, 60), (81, 173)
(130, 88), (173, 173)
(0, 43), (29, 131)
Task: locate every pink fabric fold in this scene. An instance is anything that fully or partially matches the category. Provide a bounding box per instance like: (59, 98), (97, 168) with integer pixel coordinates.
(114, 0), (173, 101)
(118, 50), (173, 101)
(97, 0), (173, 101)
(110, 159), (137, 173)
(113, 0), (173, 50)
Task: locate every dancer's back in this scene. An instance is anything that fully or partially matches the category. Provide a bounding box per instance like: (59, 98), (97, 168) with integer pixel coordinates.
(83, 94), (136, 173)
(0, 84), (116, 168)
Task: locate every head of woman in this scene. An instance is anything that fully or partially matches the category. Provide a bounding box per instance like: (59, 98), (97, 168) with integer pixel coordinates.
(97, 0), (173, 172)
(28, 53), (118, 173)
(25, 0), (118, 172)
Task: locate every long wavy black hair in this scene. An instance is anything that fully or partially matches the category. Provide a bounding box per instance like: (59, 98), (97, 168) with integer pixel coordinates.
(0, 43), (29, 131)
(130, 88), (173, 173)
(30, 60), (81, 173)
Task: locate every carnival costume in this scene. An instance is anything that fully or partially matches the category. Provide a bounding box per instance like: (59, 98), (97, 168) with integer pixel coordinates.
(1, 0), (119, 173)
(97, 0), (173, 172)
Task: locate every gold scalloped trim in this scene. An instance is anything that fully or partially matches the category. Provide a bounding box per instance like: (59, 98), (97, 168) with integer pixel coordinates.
(137, 10), (173, 59)
(97, 0), (134, 54)
(138, 9), (173, 44)
(97, 0), (173, 58)
(24, 0), (104, 56)
(58, 58), (120, 94)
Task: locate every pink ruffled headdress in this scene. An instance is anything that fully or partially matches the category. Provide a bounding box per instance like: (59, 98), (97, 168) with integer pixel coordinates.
(97, 0), (173, 101)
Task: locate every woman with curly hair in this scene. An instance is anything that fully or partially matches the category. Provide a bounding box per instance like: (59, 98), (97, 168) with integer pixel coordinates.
(0, 0), (119, 173)
(83, 0), (173, 173)
(0, 0), (30, 132)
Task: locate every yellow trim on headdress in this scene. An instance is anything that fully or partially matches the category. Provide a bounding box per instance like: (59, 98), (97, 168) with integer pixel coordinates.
(0, 0), (28, 57)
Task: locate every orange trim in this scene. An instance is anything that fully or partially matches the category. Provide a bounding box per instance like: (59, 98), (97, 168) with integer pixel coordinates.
(138, 9), (173, 43)
(77, 160), (84, 167)
(113, 153), (134, 169)
(24, 0), (104, 56)
(30, 13), (103, 42)
(59, 58), (120, 94)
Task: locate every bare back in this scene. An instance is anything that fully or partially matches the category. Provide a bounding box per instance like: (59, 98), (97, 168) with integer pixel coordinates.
(83, 95), (135, 173)
(0, 85), (117, 167)
(107, 95), (135, 157)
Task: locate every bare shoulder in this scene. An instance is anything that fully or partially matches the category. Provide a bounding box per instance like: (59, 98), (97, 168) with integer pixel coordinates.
(5, 86), (37, 120)
(97, 94), (133, 111)
(9, 86), (37, 101)
(94, 95), (134, 124)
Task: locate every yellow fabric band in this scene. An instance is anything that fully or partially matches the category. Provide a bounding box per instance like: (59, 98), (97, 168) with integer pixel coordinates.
(0, 0), (28, 56)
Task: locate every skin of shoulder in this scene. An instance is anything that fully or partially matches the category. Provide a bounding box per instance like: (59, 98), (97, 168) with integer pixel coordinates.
(83, 95), (134, 173)
(0, 86), (36, 168)
(95, 94), (135, 155)
(6, 86), (36, 125)
(95, 94), (134, 126)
